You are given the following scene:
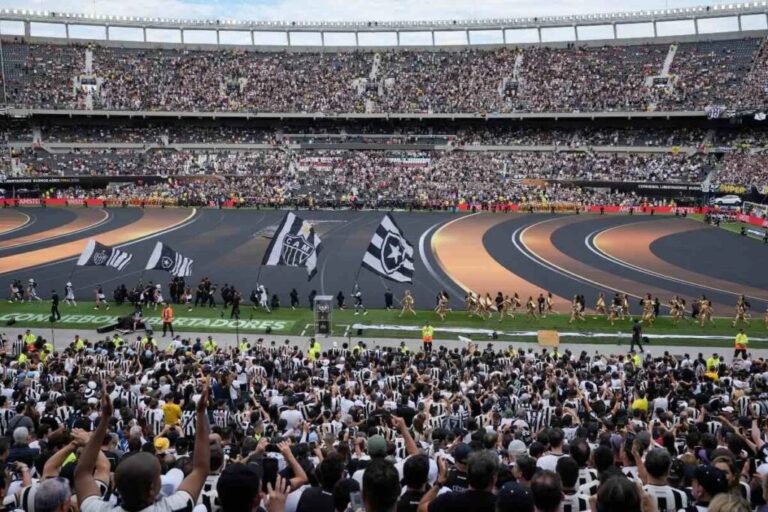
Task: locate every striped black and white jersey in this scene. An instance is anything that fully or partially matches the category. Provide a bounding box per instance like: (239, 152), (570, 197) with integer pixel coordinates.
(577, 467), (598, 488)
(527, 407), (553, 432)
(199, 475), (221, 512)
(212, 409), (231, 429)
(12, 339), (24, 358)
(49, 375), (67, 388)
(578, 479), (599, 497)
(623, 466), (640, 481)
(117, 389), (140, 409)
(41, 413), (61, 429)
(643, 484), (688, 512)
(562, 491), (590, 512)
(182, 410), (196, 437)
(233, 411), (250, 432)
(145, 408), (165, 436)
(56, 405), (75, 426)
(0, 408), (14, 436)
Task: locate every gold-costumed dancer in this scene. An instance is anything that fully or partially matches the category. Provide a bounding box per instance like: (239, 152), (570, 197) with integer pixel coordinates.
(607, 293), (623, 326)
(478, 293), (497, 320)
(526, 296), (538, 320)
(498, 294), (514, 322)
(593, 292), (607, 319)
(499, 293), (522, 322)
(399, 290), (416, 318)
(640, 293), (655, 326)
(698, 295), (715, 327)
(621, 293), (630, 319)
(568, 295), (585, 324)
(434, 291), (450, 321)
(465, 292), (479, 317)
(668, 296), (684, 325)
(545, 292), (555, 318)
(732, 295), (751, 327)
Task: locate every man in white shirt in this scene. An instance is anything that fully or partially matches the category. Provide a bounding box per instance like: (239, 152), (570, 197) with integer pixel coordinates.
(279, 396), (304, 431)
(643, 448), (689, 512)
(536, 428), (566, 472)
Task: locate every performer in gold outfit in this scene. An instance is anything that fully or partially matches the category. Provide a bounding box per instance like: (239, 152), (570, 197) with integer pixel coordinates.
(526, 296), (538, 320)
(593, 292), (607, 319)
(568, 295), (585, 324)
(398, 290), (416, 318)
(640, 293), (655, 326)
(732, 295), (751, 327)
(434, 291), (450, 321)
(698, 295), (715, 327)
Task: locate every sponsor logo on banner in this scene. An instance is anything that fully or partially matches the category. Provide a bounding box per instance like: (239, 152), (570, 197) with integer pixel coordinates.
(0, 313), (293, 331)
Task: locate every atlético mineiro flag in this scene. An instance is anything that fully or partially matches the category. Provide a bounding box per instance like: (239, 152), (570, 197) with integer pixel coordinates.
(76, 239), (133, 271)
(262, 212), (322, 280)
(145, 242), (193, 277)
(361, 214), (414, 283)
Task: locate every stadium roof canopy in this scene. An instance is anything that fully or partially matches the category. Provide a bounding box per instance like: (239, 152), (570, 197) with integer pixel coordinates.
(0, 2), (767, 46)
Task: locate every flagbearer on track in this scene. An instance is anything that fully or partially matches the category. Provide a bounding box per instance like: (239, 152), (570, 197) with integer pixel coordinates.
(421, 321), (434, 353)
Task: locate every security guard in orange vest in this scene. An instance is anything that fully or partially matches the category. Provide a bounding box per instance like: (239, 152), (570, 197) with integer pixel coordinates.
(421, 322), (434, 353)
(161, 302), (174, 337)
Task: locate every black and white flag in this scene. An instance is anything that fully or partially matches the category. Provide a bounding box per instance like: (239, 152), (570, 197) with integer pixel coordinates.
(145, 242), (193, 277)
(76, 239), (133, 271)
(262, 212), (322, 280)
(361, 214), (414, 283)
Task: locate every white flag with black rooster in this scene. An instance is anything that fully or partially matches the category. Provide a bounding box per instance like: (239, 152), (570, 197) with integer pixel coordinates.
(76, 239), (133, 271)
(361, 214), (414, 283)
(262, 212), (322, 280)
(145, 242), (193, 277)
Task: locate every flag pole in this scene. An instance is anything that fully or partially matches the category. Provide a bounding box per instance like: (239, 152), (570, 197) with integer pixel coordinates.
(66, 264), (77, 285)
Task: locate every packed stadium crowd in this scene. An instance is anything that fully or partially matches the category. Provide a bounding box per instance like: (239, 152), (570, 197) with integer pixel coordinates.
(0, 326), (767, 512)
(1, 38), (766, 113)
(715, 154), (768, 191)
(7, 124), (714, 148)
(8, 148), (710, 184)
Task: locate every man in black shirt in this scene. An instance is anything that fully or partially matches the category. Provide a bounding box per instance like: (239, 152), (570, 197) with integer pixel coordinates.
(631, 319), (644, 353)
(444, 443), (471, 492)
(50, 289), (61, 321)
(496, 482), (534, 512)
(216, 463), (263, 512)
(397, 455), (430, 512)
(385, 289), (394, 311)
(395, 396), (417, 427)
(425, 450), (498, 512)
(362, 459), (400, 512)
(297, 454), (344, 512)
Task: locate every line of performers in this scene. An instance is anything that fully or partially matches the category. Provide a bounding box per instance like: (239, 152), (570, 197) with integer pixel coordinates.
(394, 288), (768, 327)
(396, 290), (453, 321)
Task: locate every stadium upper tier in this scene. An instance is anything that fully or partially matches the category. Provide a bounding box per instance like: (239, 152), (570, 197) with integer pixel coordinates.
(0, 36), (767, 113)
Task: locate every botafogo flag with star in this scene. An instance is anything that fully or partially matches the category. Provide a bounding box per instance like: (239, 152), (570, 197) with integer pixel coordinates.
(361, 213), (414, 283)
(262, 212), (322, 280)
(145, 242), (193, 277)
